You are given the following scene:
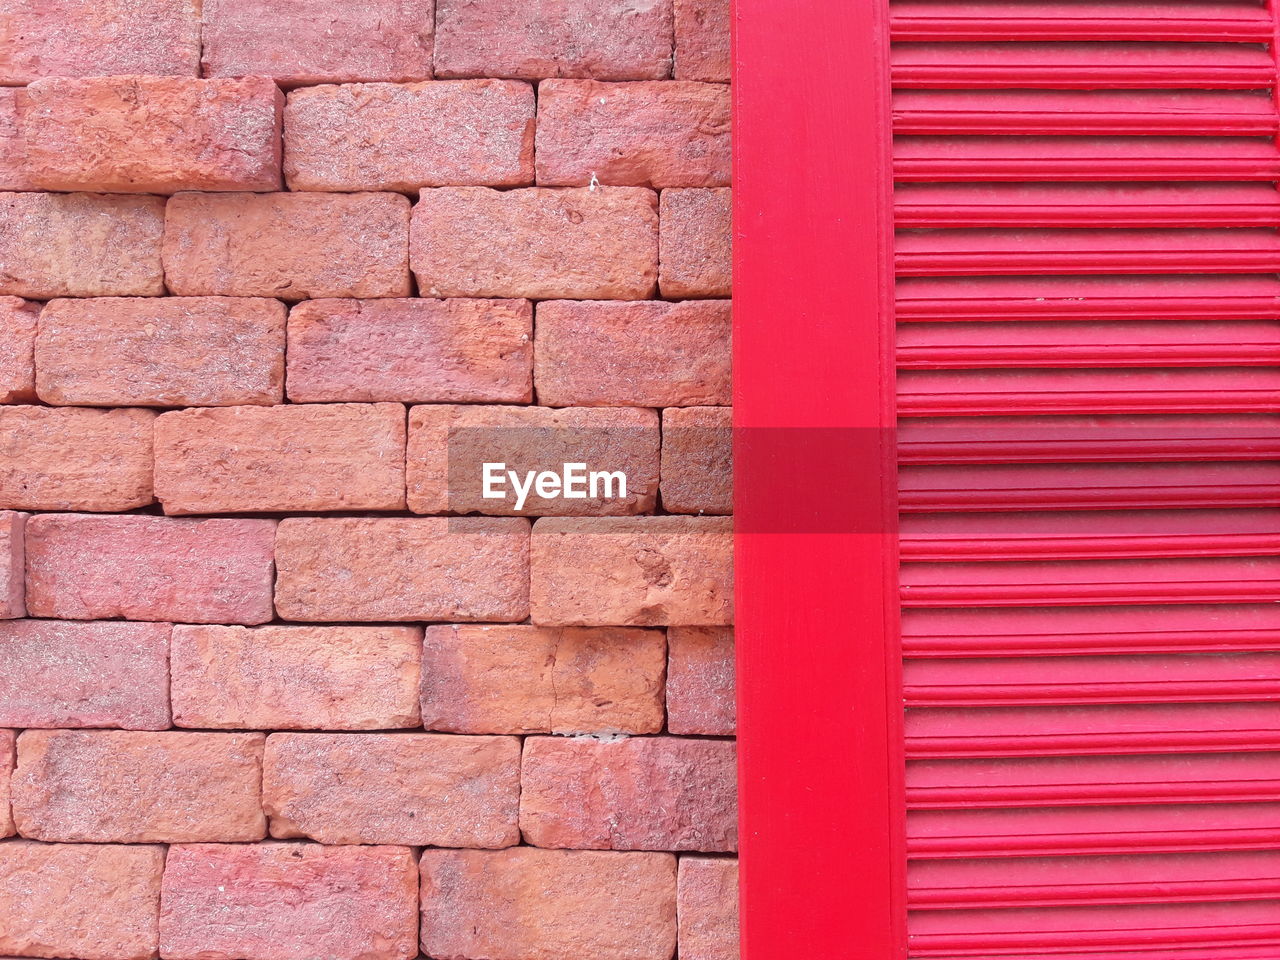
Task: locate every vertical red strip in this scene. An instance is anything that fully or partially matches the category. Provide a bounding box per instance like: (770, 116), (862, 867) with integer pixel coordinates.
(733, 1), (906, 958)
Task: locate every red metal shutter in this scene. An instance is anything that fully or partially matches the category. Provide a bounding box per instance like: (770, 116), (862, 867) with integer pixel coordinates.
(891, 2), (1280, 956)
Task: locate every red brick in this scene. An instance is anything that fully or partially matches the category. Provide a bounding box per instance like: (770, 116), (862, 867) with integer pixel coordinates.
(434, 0), (673, 80)
(531, 517), (733, 626)
(0, 0), (200, 82)
(0, 841), (163, 960)
(164, 191), (411, 299)
(202, 0), (434, 86)
(171, 624), (421, 730)
(25, 514), (275, 624)
(20, 76), (282, 194)
(536, 80), (730, 187)
(675, 0), (730, 81)
(154, 403), (406, 514)
(678, 857), (739, 960)
(535, 300), (731, 407)
(263, 732), (520, 846)
(0, 90), (32, 191)
(0, 192), (164, 298)
(660, 187), (731, 297)
(161, 843), (418, 960)
(521, 735), (737, 851)
(36, 296), (285, 407)
(667, 627), (735, 735)
(407, 404), (659, 515)
(0, 297), (36, 403)
(422, 625), (666, 734)
(0, 620), (170, 730)
(0, 407), (154, 511)
(287, 298), (532, 403)
(661, 406), (732, 514)
(0, 512), (21, 619)
(0, 730), (11, 837)
(285, 81), (534, 191)
(275, 517), (529, 622)
(421, 847), (676, 960)
(410, 186), (657, 299)
(12, 730), (265, 843)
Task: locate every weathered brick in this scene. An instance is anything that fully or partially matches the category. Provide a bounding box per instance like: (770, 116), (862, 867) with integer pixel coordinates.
(287, 298), (532, 403)
(0, 90), (32, 191)
(660, 187), (731, 297)
(0, 0), (201, 83)
(202, 0), (434, 86)
(0, 841), (163, 960)
(0, 620), (170, 730)
(667, 627), (735, 736)
(36, 296), (285, 407)
(421, 847), (676, 960)
(20, 76), (282, 193)
(679, 857), (740, 960)
(411, 186), (657, 299)
(164, 191), (411, 299)
(675, 0), (730, 81)
(661, 406), (732, 514)
(535, 300), (731, 406)
(172, 624), (421, 730)
(0, 407), (154, 511)
(0, 512), (21, 619)
(407, 404), (659, 515)
(434, 0), (673, 80)
(531, 517), (733, 626)
(285, 81), (534, 191)
(521, 735), (737, 851)
(263, 732), (520, 846)
(0, 192), (164, 298)
(422, 625), (666, 734)
(275, 517), (529, 622)
(12, 730), (265, 842)
(25, 514), (276, 624)
(0, 297), (36, 403)
(0, 730), (11, 837)
(161, 843), (418, 960)
(536, 80), (731, 187)
(154, 403), (406, 514)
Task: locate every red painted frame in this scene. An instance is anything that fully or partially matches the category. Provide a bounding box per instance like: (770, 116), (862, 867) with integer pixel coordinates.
(733, 0), (907, 957)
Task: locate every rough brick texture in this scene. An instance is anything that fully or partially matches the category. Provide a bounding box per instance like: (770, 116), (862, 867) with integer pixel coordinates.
(25, 514), (276, 624)
(263, 732), (521, 846)
(407, 404), (660, 515)
(661, 406), (732, 514)
(434, 0), (674, 80)
(0, 90), (31, 190)
(164, 191), (412, 299)
(411, 186), (658, 299)
(202, 0), (435, 86)
(660, 187), (731, 297)
(287, 298), (532, 403)
(0, 620), (170, 730)
(12, 730), (265, 843)
(420, 847), (677, 960)
(0, 296), (37, 403)
(154, 402), (406, 513)
(1, 729), (11, 836)
(421, 625), (666, 734)
(172, 624), (422, 730)
(0, 192), (164, 298)
(0, 511), (22, 619)
(0, 406), (154, 512)
(536, 80), (731, 187)
(675, 0), (730, 81)
(679, 857), (740, 960)
(285, 81), (535, 191)
(0, 841), (164, 960)
(536, 300), (732, 406)
(36, 297), (285, 407)
(521, 735), (737, 851)
(275, 517), (530, 622)
(20, 76), (283, 193)
(667, 626), (736, 735)
(161, 843), (418, 960)
(0, 0), (201, 83)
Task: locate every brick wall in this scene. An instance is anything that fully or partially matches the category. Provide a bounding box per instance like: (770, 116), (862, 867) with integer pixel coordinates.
(0, 2), (736, 959)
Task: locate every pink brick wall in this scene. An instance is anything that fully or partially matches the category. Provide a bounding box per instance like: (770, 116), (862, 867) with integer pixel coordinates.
(0, 2), (736, 958)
